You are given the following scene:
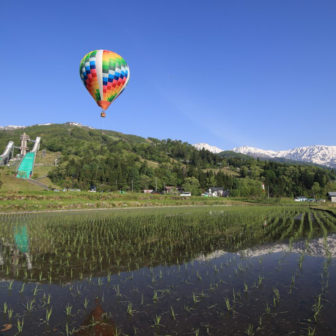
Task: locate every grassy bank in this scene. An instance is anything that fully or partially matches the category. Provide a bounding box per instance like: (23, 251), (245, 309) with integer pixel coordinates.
(1, 190), (334, 213)
(0, 191), (247, 212)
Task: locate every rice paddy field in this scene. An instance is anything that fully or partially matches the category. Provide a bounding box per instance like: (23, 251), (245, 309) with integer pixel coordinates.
(1, 205), (336, 335)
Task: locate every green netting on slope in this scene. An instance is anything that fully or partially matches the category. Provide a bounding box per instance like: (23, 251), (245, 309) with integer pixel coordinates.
(17, 152), (35, 179)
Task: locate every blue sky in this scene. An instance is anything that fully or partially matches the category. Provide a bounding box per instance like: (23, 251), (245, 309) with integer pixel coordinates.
(1, 0), (336, 150)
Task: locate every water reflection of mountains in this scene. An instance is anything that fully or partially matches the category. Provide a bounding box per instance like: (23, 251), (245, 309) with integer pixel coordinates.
(197, 234), (336, 261)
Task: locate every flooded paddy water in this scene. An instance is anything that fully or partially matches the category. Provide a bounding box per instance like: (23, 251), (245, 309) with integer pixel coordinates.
(0, 206), (336, 335)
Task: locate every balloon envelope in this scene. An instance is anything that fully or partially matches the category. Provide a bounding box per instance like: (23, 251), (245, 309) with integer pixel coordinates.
(79, 50), (130, 113)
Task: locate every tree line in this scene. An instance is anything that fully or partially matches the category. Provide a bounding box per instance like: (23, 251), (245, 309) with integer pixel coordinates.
(47, 134), (336, 198)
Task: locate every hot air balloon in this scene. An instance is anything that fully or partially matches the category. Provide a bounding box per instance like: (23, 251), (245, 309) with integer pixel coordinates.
(79, 50), (130, 117)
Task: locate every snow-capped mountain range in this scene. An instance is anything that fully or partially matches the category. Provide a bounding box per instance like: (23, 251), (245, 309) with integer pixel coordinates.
(193, 143), (336, 168)
(193, 143), (224, 154)
(0, 125), (25, 130)
(0, 122), (90, 130)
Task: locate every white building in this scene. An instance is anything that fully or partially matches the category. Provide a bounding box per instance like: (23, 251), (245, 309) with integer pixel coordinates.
(328, 192), (336, 203)
(208, 187), (229, 197)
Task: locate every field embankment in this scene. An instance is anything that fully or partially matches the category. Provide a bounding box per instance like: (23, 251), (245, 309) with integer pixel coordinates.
(0, 191), (252, 212)
(1, 190), (333, 213)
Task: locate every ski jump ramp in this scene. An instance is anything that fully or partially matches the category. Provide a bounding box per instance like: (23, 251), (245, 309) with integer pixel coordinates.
(16, 137), (41, 179)
(31, 137), (41, 153)
(0, 141), (14, 166)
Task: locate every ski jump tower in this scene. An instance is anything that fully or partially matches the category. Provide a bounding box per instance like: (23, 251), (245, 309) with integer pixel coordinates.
(20, 133), (30, 156)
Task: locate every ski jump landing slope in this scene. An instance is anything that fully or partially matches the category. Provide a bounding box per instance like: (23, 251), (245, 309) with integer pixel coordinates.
(17, 137), (41, 179)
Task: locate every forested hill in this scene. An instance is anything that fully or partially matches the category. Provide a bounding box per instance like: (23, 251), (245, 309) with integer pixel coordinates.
(1, 123), (335, 197)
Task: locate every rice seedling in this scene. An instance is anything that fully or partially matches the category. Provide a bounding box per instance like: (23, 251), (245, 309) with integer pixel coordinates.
(45, 307), (52, 323)
(65, 322), (70, 336)
(192, 292), (200, 303)
(170, 305), (176, 320)
(127, 302), (135, 316)
(312, 294), (323, 322)
(258, 315), (263, 328)
(15, 318), (24, 333)
(8, 280), (14, 290)
(245, 324), (255, 336)
(8, 308), (13, 320)
(153, 290), (158, 302)
(307, 327), (315, 336)
(273, 288), (280, 303)
(26, 299), (35, 312)
(114, 284), (121, 296)
(225, 297), (232, 311)
(152, 314), (162, 327)
(65, 304), (72, 316)
(33, 285), (39, 296)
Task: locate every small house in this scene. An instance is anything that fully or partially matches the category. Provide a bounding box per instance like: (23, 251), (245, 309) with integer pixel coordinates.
(208, 187), (229, 197)
(328, 192), (336, 203)
(143, 189), (153, 194)
(164, 186), (179, 194)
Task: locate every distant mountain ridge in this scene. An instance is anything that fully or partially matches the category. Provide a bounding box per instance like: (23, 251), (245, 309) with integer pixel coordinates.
(233, 145), (336, 168)
(0, 122), (87, 130)
(193, 143), (336, 168)
(0, 125), (25, 130)
(193, 143), (223, 154)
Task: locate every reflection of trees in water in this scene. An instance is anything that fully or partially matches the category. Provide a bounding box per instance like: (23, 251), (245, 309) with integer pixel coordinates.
(75, 299), (116, 336)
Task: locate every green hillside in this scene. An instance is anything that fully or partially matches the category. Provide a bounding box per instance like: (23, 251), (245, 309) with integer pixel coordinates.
(0, 123), (147, 152)
(0, 167), (43, 192)
(0, 123), (335, 198)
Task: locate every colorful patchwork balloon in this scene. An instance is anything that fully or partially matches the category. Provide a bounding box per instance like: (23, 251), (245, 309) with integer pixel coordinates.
(79, 50), (130, 117)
